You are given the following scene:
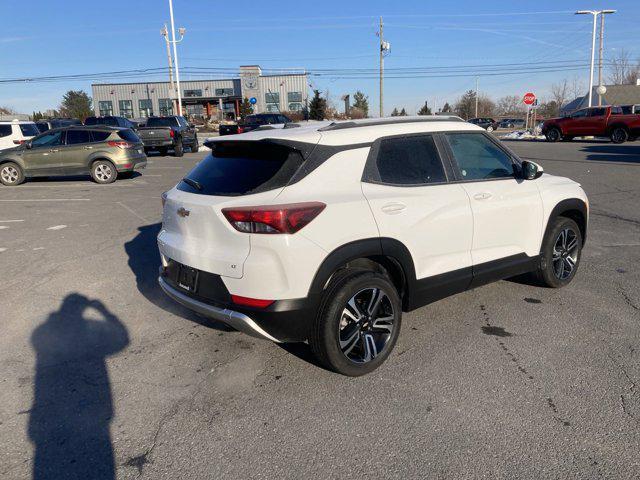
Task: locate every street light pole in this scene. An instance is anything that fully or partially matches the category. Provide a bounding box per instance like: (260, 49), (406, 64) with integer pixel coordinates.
(379, 16), (384, 117)
(161, 25), (175, 103)
(168, 0), (186, 116)
(576, 10), (616, 108)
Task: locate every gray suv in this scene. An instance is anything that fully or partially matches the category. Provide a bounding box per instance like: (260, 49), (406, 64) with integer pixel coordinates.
(0, 126), (147, 186)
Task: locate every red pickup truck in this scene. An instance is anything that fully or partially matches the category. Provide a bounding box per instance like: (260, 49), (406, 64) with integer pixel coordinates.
(542, 106), (640, 143)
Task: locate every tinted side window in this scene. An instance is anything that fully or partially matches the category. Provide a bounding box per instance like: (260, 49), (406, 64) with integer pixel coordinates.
(446, 133), (514, 180)
(66, 129), (91, 144)
(31, 130), (64, 148)
(572, 109), (588, 118)
(590, 108), (606, 117)
(91, 131), (111, 143)
(117, 129), (141, 143)
(0, 125), (12, 137)
(84, 117), (98, 125)
(373, 135), (446, 185)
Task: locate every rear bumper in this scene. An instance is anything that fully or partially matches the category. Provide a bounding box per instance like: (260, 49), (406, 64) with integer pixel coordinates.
(158, 264), (317, 342)
(142, 140), (174, 148)
(115, 155), (147, 171)
(159, 276), (284, 342)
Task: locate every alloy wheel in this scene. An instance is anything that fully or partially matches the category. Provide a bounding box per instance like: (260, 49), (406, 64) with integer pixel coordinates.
(95, 164), (113, 182)
(552, 228), (579, 280)
(1, 165), (19, 184)
(338, 287), (396, 363)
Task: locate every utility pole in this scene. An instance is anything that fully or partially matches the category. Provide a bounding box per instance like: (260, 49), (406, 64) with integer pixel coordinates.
(576, 9), (616, 108)
(168, 0), (186, 116)
(475, 76), (479, 117)
(161, 25), (176, 110)
(379, 16), (384, 118)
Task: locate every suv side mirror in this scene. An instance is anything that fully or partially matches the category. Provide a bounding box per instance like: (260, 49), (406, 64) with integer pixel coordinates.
(522, 160), (543, 180)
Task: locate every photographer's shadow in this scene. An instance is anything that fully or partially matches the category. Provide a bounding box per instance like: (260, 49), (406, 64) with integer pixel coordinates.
(28, 294), (129, 480)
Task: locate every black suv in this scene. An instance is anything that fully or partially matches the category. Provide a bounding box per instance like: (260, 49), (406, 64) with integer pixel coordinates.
(85, 116), (137, 130)
(219, 113), (292, 136)
(35, 118), (82, 133)
(468, 118), (499, 132)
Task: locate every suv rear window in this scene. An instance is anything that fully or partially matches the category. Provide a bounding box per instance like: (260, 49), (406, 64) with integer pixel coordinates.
(19, 124), (40, 137)
(177, 141), (304, 196)
(146, 117), (178, 127)
(117, 129), (141, 143)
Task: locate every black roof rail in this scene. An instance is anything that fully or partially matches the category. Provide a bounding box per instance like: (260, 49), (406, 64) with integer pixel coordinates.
(283, 123), (301, 129)
(318, 115), (463, 132)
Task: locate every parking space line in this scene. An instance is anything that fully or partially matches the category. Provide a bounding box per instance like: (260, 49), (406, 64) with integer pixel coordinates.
(0, 226), (8, 230)
(47, 225), (67, 231)
(0, 199), (90, 202)
(0, 219), (24, 223)
(117, 201), (151, 223)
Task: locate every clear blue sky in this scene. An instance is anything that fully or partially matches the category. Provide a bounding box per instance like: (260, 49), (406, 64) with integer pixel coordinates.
(1, 0), (638, 115)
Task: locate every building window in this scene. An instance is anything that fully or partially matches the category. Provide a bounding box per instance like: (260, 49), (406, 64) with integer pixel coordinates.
(288, 103), (303, 112)
(118, 100), (133, 118)
(159, 98), (173, 116)
(265, 92), (280, 104)
(98, 101), (113, 117)
(138, 99), (153, 118)
(287, 92), (302, 103)
(266, 103), (280, 112)
(215, 88), (234, 96)
(184, 89), (202, 98)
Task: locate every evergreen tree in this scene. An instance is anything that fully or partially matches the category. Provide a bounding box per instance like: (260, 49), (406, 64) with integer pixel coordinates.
(308, 90), (327, 120)
(441, 102), (452, 113)
(417, 101), (432, 115)
(239, 97), (254, 118)
(399, 108), (407, 116)
(59, 90), (92, 121)
(352, 90), (369, 117)
(390, 108), (399, 117)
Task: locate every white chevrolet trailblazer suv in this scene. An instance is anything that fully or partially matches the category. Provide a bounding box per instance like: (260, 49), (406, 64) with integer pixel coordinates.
(158, 116), (588, 376)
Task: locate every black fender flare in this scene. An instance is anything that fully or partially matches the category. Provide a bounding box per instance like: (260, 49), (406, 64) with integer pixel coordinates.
(307, 237), (417, 304)
(543, 198), (588, 247)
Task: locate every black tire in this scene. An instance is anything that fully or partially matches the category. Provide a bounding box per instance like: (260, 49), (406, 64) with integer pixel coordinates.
(90, 160), (117, 184)
(191, 137), (199, 153)
(309, 270), (402, 376)
(610, 127), (628, 144)
(545, 128), (561, 142)
(158, 147), (168, 156)
(0, 162), (25, 186)
(174, 141), (184, 157)
(535, 217), (583, 288)
(561, 136), (574, 142)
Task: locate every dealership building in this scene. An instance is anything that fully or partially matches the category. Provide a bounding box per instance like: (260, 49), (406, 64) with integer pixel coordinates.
(91, 65), (309, 120)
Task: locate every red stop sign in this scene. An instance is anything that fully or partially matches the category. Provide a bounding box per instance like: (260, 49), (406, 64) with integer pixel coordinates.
(523, 92), (536, 105)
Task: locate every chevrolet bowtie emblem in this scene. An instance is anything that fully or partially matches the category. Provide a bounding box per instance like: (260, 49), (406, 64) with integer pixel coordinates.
(177, 207), (190, 217)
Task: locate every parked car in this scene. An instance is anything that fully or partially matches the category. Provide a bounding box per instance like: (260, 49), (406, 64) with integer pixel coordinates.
(84, 116), (138, 130)
(499, 118), (526, 129)
(542, 106), (640, 143)
(136, 116), (198, 157)
(0, 125), (146, 186)
(468, 117), (499, 132)
(620, 104), (640, 115)
(219, 113), (292, 136)
(0, 120), (40, 151)
(35, 118), (82, 133)
(157, 116), (588, 376)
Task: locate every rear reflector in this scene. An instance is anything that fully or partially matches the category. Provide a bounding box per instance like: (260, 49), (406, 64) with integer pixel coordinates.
(231, 295), (274, 308)
(222, 202), (326, 234)
(13, 140), (25, 145)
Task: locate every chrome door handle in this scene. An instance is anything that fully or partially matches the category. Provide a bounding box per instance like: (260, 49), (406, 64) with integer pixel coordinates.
(381, 202), (407, 214)
(473, 192), (492, 200)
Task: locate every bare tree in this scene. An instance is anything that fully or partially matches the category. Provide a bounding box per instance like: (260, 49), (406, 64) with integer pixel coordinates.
(568, 76), (585, 101)
(496, 95), (523, 115)
(0, 106), (16, 115)
(608, 48), (640, 85)
(551, 79), (569, 110)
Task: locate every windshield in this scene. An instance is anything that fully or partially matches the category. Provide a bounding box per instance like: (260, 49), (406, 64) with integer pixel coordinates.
(146, 117), (179, 127)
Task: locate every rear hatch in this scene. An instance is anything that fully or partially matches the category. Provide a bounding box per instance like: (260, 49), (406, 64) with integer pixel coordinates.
(137, 126), (172, 143)
(158, 140), (310, 278)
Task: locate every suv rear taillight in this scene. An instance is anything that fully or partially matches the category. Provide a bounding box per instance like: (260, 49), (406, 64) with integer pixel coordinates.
(222, 202), (326, 234)
(170, 130), (175, 138)
(13, 140), (25, 145)
(108, 140), (135, 149)
(237, 126), (244, 134)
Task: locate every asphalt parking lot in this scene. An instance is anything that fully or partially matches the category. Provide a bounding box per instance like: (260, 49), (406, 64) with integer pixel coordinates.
(1, 140), (639, 479)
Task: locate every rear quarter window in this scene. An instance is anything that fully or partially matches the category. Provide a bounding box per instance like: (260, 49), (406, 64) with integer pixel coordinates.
(91, 131), (112, 142)
(0, 125), (12, 137)
(19, 124), (40, 136)
(177, 141), (304, 196)
(117, 129), (141, 142)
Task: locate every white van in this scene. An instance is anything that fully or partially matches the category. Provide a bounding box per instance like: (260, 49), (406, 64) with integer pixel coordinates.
(0, 121), (40, 151)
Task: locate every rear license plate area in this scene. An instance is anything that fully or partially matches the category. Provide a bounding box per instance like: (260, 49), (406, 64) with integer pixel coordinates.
(177, 264), (199, 292)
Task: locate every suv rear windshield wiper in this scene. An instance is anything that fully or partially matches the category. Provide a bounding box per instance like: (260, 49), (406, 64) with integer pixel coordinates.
(182, 177), (203, 191)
